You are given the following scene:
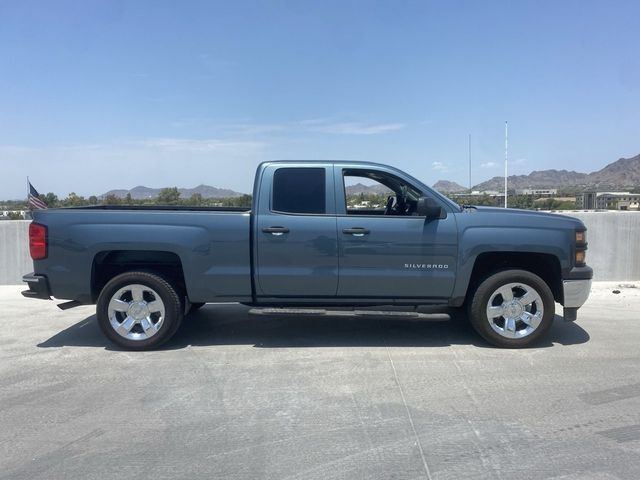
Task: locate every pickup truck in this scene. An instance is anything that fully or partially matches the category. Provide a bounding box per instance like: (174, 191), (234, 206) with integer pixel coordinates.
(22, 161), (592, 350)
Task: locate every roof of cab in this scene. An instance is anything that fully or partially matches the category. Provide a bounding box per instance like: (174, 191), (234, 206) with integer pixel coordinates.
(257, 160), (391, 168)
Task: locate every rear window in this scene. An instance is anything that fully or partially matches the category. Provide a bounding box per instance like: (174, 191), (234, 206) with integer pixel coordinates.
(272, 168), (326, 214)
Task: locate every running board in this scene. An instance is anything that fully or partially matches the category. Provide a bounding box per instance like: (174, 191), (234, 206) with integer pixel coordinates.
(248, 307), (449, 321)
(57, 300), (83, 310)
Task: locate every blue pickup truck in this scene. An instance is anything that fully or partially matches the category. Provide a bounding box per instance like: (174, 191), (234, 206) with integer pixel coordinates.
(22, 161), (592, 350)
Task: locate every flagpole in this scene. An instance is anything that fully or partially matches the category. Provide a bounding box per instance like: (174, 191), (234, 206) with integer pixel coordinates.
(504, 121), (508, 208)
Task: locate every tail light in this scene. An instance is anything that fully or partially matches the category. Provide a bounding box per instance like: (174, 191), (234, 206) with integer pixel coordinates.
(29, 223), (47, 260)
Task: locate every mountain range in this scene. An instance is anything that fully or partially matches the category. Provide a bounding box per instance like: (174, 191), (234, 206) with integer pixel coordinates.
(348, 154), (640, 194)
(432, 180), (467, 193)
(344, 182), (392, 195)
(102, 184), (245, 199)
(99, 153), (640, 199)
(435, 154), (640, 193)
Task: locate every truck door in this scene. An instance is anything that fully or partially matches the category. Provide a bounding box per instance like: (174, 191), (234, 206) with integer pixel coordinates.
(335, 165), (458, 300)
(255, 164), (339, 297)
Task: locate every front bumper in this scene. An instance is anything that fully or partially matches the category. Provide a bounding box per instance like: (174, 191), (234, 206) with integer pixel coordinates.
(563, 279), (592, 308)
(560, 265), (593, 321)
(21, 273), (52, 300)
(561, 277), (592, 322)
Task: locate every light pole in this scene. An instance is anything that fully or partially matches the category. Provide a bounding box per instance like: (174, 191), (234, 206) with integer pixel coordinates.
(468, 133), (472, 191)
(504, 121), (508, 208)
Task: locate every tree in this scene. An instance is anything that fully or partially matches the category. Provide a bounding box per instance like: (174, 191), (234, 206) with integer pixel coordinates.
(158, 187), (180, 205)
(189, 193), (204, 206)
(89, 195), (98, 205)
(236, 194), (252, 207)
(42, 192), (59, 208)
(510, 195), (534, 210)
(63, 192), (88, 206)
(217, 194), (252, 207)
(8, 211), (23, 220)
(125, 193), (133, 205)
(104, 194), (121, 205)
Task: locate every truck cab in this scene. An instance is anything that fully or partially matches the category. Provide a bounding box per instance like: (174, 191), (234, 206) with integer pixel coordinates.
(253, 161), (458, 302)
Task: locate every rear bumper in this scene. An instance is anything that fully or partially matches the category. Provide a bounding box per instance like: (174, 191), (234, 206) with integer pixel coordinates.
(21, 273), (52, 300)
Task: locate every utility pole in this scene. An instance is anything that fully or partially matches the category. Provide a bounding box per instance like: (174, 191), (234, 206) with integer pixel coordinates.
(504, 121), (508, 208)
(468, 134), (471, 191)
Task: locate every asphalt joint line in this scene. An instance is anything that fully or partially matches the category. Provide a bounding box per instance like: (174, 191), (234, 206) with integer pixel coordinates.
(383, 333), (433, 480)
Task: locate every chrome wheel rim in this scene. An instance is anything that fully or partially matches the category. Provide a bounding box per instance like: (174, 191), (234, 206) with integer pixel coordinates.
(107, 284), (165, 341)
(486, 282), (544, 339)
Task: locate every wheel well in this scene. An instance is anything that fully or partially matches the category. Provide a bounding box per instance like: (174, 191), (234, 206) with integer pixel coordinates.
(92, 250), (186, 301)
(467, 252), (562, 304)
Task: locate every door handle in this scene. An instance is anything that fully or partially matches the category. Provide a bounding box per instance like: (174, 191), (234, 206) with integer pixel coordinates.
(342, 227), (370, 237)
(262, 226), (290, 236)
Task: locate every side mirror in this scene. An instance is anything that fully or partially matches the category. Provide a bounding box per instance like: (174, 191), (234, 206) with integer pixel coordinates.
(417, 196), (445, 218)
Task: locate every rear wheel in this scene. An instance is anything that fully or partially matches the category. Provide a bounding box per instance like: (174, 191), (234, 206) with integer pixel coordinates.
(96, 271), (183, 350)
(467, 269), (555, 348)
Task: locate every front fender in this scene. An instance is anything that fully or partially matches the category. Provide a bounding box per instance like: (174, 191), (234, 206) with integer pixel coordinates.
(449, 224), (571, 305)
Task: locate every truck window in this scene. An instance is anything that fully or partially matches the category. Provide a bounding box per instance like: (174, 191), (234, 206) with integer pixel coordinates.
(343, 169), (422, 216)
(272, 167), (326, 214)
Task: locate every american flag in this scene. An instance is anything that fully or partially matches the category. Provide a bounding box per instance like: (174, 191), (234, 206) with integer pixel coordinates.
(28, 182), (48, 210)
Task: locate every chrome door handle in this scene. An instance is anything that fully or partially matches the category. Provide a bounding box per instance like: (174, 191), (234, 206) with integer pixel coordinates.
(262, 226), (290, 236)
(342, 227), (370, 237)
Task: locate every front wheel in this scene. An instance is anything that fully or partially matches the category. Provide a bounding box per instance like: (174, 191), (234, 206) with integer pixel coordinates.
(467, 269), (555, 348)
(96, 271), (184, 350)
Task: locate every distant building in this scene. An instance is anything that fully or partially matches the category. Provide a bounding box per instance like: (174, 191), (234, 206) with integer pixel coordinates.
(577, 192), (640, 210)
(533, 196), (576, 204)
(467, 190), (505, 197)
(0, 210), (28, 220)
(451, 191), (506, 209)
(515, 188), (557, 196)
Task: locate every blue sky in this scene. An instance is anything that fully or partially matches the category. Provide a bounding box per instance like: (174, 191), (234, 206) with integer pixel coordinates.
(1, 0), (639, 198)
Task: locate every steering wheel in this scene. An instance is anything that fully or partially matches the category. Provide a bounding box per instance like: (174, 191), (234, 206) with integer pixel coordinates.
(384, 195), (395, 215)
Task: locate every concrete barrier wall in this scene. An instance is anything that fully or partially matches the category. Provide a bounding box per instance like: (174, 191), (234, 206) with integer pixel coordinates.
(559, 211), (640, 281)
(0, 213), (638, 285)
(0, 221), (32, 285)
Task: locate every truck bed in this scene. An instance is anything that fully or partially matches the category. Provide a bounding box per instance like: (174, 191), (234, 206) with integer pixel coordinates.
(30, 207), (253, 303)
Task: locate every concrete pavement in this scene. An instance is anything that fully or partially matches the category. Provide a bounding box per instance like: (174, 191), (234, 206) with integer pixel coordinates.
(1, 282), (639, 479)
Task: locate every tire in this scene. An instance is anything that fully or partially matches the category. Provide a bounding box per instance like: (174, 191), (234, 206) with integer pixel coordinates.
(96, 271), (184, 351)
(467, 269), (555, 348)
